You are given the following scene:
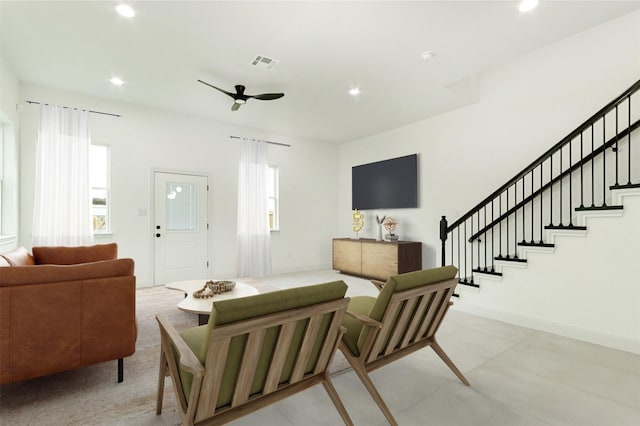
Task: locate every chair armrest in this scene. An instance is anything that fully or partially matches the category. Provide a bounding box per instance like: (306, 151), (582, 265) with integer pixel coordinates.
(345, 310), (383, 329)
(156, 315), (204, 376)
(370, 279), (385, 291)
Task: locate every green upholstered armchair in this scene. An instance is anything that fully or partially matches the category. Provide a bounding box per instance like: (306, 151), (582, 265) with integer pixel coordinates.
(339, 266), (470, 425)
(156, 281), (353, 426)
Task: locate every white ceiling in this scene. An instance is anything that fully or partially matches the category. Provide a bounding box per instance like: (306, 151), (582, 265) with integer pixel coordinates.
(2, 1), (639, 144)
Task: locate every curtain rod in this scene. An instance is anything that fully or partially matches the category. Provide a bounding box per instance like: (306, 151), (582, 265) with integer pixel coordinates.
(25, 100), (121, 118)
(229, 135), (291, 147)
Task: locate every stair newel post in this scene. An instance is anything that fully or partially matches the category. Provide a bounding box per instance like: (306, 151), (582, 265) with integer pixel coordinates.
(439, 216), (448, 267)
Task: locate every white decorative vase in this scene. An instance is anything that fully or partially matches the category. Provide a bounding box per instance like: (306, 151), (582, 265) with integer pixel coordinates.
(376, 225), (382, 241)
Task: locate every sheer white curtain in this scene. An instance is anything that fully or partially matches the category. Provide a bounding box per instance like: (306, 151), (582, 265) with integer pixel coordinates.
(33, 105), (94, 246)
(236, 139), (272, 277)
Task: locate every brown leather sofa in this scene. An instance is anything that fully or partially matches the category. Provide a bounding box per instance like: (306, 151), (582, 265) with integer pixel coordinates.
(0, 243), (136, 384)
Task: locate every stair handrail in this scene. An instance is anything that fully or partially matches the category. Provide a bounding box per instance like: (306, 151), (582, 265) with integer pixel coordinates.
(445, 78), (640, 234)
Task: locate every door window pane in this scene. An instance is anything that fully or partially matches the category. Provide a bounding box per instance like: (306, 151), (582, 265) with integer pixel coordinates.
(166, 182), (197, 231)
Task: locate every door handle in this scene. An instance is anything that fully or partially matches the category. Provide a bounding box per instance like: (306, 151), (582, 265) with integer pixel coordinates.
(156, 233), (161, 238)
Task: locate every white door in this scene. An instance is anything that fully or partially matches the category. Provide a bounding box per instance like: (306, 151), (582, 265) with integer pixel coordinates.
(154, 171), (208, 285)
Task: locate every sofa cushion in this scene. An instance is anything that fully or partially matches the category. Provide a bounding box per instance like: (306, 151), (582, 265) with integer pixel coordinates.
(33, 243), (117, 265)
(356, 265), (458, 352)
(1, 247), (35, 266)
(177, 280), (348, 407)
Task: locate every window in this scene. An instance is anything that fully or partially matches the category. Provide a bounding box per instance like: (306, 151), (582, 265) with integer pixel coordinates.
(90, 145), (110, 233)
(267, 166), (279, 231)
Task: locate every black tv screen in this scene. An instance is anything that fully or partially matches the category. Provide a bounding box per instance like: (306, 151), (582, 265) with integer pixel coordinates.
(352, 154), (418, 210)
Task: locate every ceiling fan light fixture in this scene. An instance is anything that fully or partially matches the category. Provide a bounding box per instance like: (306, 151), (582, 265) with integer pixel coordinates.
(234, 99), (246, 105)
(349, 87), (361, 96)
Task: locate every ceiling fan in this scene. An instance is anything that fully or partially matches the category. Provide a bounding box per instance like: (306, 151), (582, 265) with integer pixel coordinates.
(197, 79), (284, 111)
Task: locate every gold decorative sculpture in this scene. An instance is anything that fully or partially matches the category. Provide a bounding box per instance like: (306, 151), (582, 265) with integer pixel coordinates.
(352, 209), (364, 239)
(382, 216), (399, 241)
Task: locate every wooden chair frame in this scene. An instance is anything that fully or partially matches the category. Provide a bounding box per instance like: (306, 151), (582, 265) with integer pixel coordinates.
(339, 278), (469, 425)
(157, 298), (353, 425)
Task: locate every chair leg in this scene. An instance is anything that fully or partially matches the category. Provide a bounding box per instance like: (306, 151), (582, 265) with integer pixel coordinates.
(117, 358), (124, 383)
(322, 375), (354, 426)
(430, 339), (470, 386)
(157, 350), (167, 414)
(350, 363), (398, 426)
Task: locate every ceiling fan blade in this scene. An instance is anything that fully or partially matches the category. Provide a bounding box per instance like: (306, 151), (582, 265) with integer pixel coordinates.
(197, 79), (235, 98)
(250, 93), (285, 101)
(231, 102), (241, 111)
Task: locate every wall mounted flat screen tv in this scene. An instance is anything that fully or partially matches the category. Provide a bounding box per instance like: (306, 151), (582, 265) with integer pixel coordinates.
(352, 154), (418, 210)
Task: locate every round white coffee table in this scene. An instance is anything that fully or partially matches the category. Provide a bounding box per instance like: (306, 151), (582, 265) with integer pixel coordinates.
(166, 280), (260, 325)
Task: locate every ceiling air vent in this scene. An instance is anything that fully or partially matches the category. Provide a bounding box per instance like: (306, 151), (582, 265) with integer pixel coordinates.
(250, 55), (280, 71)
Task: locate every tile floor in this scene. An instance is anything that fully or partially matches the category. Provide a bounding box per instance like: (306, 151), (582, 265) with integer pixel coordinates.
(231, 269), (640, 426)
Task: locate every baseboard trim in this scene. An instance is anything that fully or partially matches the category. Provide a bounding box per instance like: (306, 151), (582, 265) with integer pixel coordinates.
(453, 301), (640, 355)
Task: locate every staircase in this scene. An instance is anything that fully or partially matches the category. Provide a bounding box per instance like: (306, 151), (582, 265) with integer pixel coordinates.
(439, 79), (640, 291)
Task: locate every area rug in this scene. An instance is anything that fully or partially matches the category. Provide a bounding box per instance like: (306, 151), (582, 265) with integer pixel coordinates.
(0, 285), (351, 425)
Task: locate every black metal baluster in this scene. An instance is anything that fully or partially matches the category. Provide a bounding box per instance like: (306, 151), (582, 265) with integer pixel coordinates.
(559, 146), (563, 226)
(457, 226), (461, 280)
(506, 188), (510, 259)
(498, 193), (502, 259)
(540, 163), (543, 243)
(569, 139), (574, 226)
(580, 132), (584, 208)
(467, 220), (472, 284)
(514, 184), (518, 259)
(531, 169), (534, 243)
(602, 116), (607, 207)
(628, 95), (632, 185)
(591, 124), (595, 207)
(491, 199), (495, 272)
(549, 153), (554, 226)
(522, 177), (526, 243)
(483, 206), (487, 271)
(615, 105), (619, 186)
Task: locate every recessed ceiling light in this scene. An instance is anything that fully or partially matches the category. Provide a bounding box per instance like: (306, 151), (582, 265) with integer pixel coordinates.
(519, 0), (539, 13)
(421, 51), (435, 60)
(349, 87), (361, 96)
(109, 76), (124, 86)
(116, 4), (135, 18)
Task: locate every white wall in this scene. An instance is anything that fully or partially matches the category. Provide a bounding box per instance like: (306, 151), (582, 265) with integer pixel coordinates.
(18, 84), (338, 285)
(338, 10), (640, 352)
(0, 52), (20, 252)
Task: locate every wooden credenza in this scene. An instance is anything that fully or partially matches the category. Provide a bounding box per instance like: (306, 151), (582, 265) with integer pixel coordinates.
(332, 238), (422, 281)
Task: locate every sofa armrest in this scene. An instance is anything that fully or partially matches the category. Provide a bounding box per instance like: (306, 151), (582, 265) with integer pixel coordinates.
(0, 258), (134, 286)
